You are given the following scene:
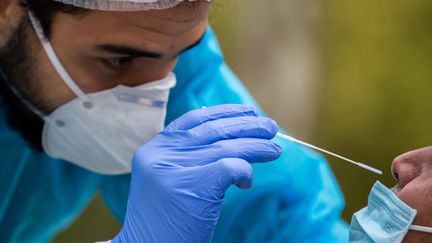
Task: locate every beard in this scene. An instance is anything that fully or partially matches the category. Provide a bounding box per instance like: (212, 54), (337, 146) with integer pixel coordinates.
(0, 17), (47, 151)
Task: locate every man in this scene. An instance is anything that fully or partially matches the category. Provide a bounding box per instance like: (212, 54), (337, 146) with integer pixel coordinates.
(0, 0), (347, 242)
(349, 146), (432, 242)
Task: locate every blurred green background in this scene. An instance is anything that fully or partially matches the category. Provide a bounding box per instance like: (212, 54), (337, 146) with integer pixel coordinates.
(54, 0), (432, 241)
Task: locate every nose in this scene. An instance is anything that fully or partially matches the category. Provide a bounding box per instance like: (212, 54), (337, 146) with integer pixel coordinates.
(391, 147), (432, 189)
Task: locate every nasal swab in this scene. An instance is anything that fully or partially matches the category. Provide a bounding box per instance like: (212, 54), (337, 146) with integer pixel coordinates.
(276, 132), (383, 175)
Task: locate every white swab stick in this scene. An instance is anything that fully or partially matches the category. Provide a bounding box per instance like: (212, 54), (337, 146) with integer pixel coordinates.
(276, 133), (383, 175)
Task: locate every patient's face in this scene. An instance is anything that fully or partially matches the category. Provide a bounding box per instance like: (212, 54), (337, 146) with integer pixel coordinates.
(391, 146), (432, 242)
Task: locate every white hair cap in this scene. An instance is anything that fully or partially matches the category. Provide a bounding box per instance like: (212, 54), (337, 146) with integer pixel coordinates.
(53, 0), (211, 11)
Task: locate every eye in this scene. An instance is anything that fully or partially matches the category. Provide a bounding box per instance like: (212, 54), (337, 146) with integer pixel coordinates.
(103, 57), (134, 70)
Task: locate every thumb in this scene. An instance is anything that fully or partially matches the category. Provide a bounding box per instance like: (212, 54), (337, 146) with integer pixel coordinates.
(212, 158), (254, 193)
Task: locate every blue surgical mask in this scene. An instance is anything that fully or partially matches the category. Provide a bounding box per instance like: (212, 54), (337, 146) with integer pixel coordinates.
(349, 181), (432, 243)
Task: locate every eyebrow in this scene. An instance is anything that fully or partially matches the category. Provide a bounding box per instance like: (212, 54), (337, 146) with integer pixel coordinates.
(97, 35), (205, 59)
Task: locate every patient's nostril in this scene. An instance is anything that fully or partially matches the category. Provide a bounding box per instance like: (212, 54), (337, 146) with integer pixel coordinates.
(391, 162), (400, 181)
(393, 172), (399, 181)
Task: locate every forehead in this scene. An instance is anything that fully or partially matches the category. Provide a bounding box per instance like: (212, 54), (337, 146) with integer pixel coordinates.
(49, 2), (210, 55)
(59, 1), (210, 36)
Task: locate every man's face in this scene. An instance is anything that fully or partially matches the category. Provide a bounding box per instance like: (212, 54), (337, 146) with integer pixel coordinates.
(391, 146), (432, 242)
(2, 1), (209, 113)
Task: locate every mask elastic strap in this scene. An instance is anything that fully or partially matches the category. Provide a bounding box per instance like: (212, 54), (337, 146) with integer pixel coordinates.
(409, 225), (432, 234)
(28, 11), (89, 102)
(0, 68), (55, 123)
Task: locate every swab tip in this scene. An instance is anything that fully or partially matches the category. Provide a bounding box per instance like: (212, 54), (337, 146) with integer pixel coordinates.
(357, 163), (383, 175)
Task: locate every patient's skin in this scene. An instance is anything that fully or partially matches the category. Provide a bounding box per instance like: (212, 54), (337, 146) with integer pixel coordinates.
(391, 146), (432, 242)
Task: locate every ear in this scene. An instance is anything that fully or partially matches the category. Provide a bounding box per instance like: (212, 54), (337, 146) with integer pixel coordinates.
(0, 0), (24, 48)
(0, 0), (16, 20)
(0, 1), (10, 18)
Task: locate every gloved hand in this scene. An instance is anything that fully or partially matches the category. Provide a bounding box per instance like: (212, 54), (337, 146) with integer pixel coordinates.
(112, 104), (281, 243)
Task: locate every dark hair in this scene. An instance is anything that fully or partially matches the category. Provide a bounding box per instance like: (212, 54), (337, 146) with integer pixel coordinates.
(21, 0), (86, 38)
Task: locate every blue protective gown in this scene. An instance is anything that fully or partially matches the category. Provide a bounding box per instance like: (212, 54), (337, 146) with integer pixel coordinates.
(0, 28), (348, 242)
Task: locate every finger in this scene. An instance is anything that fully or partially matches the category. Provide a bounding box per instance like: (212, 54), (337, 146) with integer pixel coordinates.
(165, 104), (258, 131)
(188, 116), (278, 145)
(188, 138), (282, 166)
